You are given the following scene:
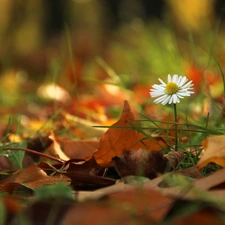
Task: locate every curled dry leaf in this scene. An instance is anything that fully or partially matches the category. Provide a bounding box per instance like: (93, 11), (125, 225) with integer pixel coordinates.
(112, 149), (167, 179)
(112, 149), (184, 179)
(49, 131), (70, 161)
(94, 100), (167, 166)
(164, 150), (184, 170)
(198, 135), (225, 169)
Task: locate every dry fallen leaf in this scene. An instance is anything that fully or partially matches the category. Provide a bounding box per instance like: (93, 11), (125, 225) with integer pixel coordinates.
(61, 187), (174, 225)
(176, 165), (202, 179)
(62, 139), (98, 160)
(0, 165), (71, 193)
(94, 100), (167, 166)
(198, 135), (225, 169)
(106, 188), (174, 223)
(49, 131), (99, 161)
(194, 167), (225, 191)
(49, 131), (70, 161)
(38, 159), (113, 190)
(112, 149), (184, 179)
(112, 149), (168, 179)
(10, 198), (74, 225)
(171, 205), (225, 225)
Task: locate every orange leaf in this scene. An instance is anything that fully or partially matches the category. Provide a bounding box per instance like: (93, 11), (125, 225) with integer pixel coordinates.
(198, 135), (225, 169)
(94, 100), (166, 166)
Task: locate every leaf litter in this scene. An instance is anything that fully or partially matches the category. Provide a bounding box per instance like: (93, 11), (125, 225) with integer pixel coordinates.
(1, 82), (225, 224)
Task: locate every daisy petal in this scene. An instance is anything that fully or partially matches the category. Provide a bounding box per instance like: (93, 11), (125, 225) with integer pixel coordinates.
(172, 74), (178, 82)
(158, 78), (166, 86)
(161, 95), (171, 105)
(178, 76), (188, 87)
(150, 74), (194, 105)
(182, 80), (193, 89)
(177, 76), (182, 86)
(153, 94), (168, 103)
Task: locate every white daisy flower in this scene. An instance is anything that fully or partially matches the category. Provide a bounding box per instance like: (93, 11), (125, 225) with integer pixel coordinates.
(150, 74), (194, 105)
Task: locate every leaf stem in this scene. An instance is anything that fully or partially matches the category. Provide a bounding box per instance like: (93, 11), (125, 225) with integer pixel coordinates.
(3, 147), (64, 163)
(173, 103), (178, 151)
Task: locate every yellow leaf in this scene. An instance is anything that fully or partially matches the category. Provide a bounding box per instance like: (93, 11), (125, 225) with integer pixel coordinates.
(198, 135), (225, 169)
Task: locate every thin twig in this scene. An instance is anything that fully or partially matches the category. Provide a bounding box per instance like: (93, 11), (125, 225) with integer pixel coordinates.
(3, 147), (64, 163)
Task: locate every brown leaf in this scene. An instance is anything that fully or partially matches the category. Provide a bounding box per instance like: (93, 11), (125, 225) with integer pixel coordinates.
(61, 188), (173, 225)
(49, 131), (99, 160)
(194, 167), (225, 191)
(15, 165), (70, 189)
(0, 165), (71, 193)
(112, 149), (168, 179)
(177, 165), (203, 179)
(49, 131), (71, 161)
(11, 198), (74, 225)
(112, 149), (184, 179)
(25, 135), (53, 161)
(172, 207), (225, 225)
(62, 139), (99, 160)
(94, 100), (166, 166)
(164, 150), (184, 170)
(65, 171), (116, 191)
(106, 188), (174, 223)
(38, 158), (114, 191)
(198, 135), (225, 169)
(39, 156), (104, 176)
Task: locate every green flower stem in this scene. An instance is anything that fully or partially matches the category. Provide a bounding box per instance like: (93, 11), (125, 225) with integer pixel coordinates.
(173, 103), (178, 151)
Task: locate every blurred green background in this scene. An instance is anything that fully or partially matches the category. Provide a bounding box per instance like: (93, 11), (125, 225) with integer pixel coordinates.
(0, 0), (223, 76)
(0, 0), (224, 106)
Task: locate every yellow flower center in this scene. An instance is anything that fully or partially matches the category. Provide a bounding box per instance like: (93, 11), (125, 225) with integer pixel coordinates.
(166, 82), (179, 94)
